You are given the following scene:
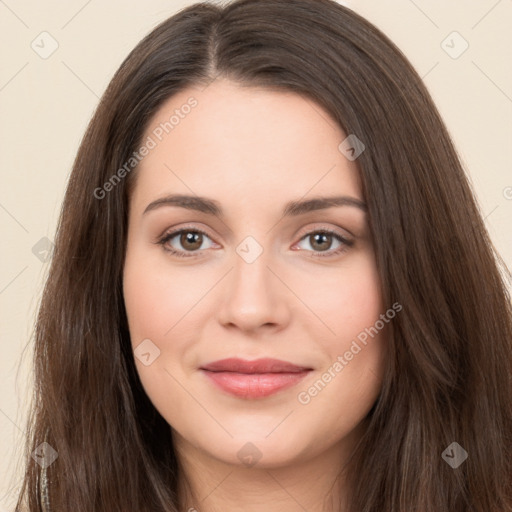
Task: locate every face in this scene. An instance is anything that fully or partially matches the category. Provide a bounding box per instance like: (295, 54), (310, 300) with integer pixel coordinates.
(123, 78), (388, 469)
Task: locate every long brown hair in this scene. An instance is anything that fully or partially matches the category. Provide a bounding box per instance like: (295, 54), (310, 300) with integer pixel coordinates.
(13, 0), (512, 510)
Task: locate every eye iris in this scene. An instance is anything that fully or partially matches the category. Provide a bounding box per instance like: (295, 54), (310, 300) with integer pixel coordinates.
(181, 231), (203, 251)
(311, 233), (332, 251)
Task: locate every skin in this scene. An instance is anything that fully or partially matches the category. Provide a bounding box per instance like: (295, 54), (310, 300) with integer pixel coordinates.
(123, 78), (388, 512)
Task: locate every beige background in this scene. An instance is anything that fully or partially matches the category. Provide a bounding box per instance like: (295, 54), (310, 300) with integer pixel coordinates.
(1, 0), (511, 509)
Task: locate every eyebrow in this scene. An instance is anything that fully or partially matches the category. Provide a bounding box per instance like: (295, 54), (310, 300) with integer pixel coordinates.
(142, 194), (367, 217)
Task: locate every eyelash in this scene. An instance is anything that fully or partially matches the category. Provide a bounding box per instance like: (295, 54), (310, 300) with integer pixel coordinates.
(155, 226), (354, 259)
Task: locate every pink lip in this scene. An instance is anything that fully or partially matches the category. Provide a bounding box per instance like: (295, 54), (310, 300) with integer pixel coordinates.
(200, 358), (312, 399)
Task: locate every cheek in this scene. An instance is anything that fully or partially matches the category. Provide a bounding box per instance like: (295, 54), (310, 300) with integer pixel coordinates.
(123, 265), (173, 341)
(123, 253), (193, 421)
(123, 244), (207, 344)
(301, 249), (384, 344)
(122, 245), (220, 408)
(294, 250), (387, 410)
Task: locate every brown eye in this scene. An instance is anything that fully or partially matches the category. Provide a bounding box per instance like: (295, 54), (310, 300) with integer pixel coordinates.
(295, 229), (354, 258)
(179, 231), (204, 251)
(309, 232), (334, 252)
(157, 228), (215, 258)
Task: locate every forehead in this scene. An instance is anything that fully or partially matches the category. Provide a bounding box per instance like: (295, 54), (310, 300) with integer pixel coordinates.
(131, 78), (362, 214)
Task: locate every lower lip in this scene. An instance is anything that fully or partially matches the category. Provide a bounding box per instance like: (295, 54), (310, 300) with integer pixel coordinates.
(201, 370), (311, 399)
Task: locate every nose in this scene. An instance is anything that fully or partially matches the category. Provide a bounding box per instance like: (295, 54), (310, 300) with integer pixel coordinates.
(215, 246), (291, 334)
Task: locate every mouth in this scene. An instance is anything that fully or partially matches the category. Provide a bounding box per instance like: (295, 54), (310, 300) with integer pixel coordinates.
(200, 358), (313, 399)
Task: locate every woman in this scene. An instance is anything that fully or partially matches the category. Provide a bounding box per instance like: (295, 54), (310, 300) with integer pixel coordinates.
(14, 0), (512, 510)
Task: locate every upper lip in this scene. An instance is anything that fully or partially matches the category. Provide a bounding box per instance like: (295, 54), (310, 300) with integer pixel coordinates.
(200, 358), (312, 374)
